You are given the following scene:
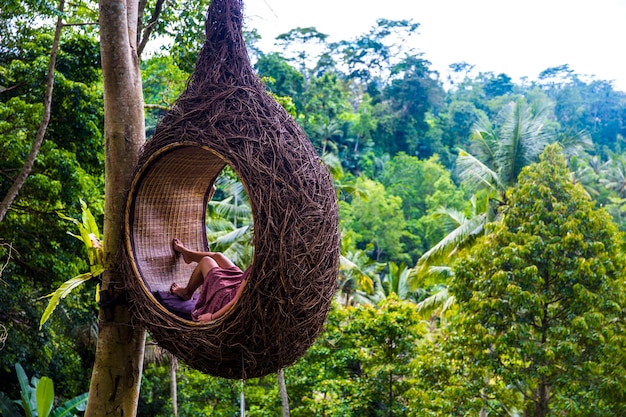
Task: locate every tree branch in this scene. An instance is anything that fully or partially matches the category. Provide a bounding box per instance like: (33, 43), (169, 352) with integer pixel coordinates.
(62, 21), (99, 27)
(0, 82), (26, 94)
(137, 0), (166, 57)
(136, 0), (147, 46)
(0, 0), (65, 223)
(144, 103), (170, 110)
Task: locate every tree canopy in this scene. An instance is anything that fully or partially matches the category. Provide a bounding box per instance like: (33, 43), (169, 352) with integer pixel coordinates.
(2, 2), (626, 415)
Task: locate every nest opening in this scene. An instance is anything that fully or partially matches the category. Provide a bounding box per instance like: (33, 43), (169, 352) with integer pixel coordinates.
(126, 142), (240, 324)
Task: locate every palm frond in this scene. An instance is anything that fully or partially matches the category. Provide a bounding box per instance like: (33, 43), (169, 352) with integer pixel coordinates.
(0, 391), (20, 417)
(415, 285), (455, 318)
(321, 152), (343, 179)
(417, 212), (486, 268)
(469, 116), (498, 168)
(409, 263), (454, 290)
(599, 157), (626, 198)
(432, 207), (468, 231)
(570, 155), (606, 198)
(50, 393), (88, 417)
(206, 216), (240, 233)
(339, 254), (378, 294)
(456, 149), (501, 193)
(208, 225), (251, 248)
(39, 271), (100, 330)
(557, 129), (593, 159)
(498, 100), (552, 185)
(209, 197), (252, 220)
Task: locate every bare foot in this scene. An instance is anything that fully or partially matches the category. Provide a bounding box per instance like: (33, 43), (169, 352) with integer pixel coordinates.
(172, 238), (192, 264)
(170, 282), (192, 300)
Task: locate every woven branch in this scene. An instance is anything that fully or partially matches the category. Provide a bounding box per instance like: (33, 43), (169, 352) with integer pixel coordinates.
(121, 0), (339, 378)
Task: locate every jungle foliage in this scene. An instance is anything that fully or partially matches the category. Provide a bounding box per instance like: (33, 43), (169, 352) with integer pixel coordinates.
(2, 1), (626, 415)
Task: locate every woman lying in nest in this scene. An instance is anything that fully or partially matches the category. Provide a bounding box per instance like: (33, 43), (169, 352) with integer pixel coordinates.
(153, 238), (249, 322)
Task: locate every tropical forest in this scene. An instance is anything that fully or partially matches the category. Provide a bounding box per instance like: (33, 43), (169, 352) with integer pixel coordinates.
(2, 0), (626, 416)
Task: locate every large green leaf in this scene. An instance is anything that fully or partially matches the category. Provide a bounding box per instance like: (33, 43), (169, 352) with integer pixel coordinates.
(210, 225), (250, 247)
(0, 392), (21, 417)
(39, 272), (98, 329)
(80, 199), (100, 237)
(417, 212), (486, 268)
(415, 285), (455, 318)
(15, 363), (34, 417)
(36, 377), (54, 417)
(339, 254), (375, 294)
(456, 149), (501, 193)
(50, 393), (88, 417)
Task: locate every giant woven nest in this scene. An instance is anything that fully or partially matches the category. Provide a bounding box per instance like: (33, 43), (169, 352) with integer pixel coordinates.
(122, 0), (339, 379)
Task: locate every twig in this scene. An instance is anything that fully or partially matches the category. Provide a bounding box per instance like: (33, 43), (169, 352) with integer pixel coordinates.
(0, 242), (15, 284)
(0, 324), (7, 351)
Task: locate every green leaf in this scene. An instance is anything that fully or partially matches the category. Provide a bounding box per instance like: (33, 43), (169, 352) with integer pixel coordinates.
(417, 212), (486, 267)
(81, 199), (100, 237)
(15, 363), (34, 417)
(90, 265), (104, 278)
(415, 285), (455, 318)
(0, 391), (21, 417)
(58, 210), (92, 251)
(39, 272), (94, 329)
(50, 393), (88, 417)
(456, 149), (501, 192)
(64, 231), (82, 241)
(36, 377), (54, 417)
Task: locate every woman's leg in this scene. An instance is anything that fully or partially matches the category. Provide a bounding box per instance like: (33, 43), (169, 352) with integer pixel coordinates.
(173, 238), (211, 264)
(210, 252), (236, 269)
(173, 238), (236, 269)
(171, 256), (218, 300)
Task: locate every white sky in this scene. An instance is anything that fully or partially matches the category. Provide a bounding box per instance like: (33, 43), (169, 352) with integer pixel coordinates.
(243, 0), (626, 92)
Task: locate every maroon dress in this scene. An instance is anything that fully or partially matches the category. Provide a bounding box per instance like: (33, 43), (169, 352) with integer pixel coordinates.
(191, 266), (248, 321)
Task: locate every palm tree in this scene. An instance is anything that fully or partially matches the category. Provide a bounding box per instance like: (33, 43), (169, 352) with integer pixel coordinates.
(599, 153), (626, 198)
(410, 206), (475, 325)
(315, 120), (344, 155)
(321, 152), (370, 200)
(421, 99), (591, 268)
(570, 154), (609, 198)
(338, 242), (383, 306)
(206, 173), (254, 267)
(353, 262), (419, 305)
(457, 99), (552, 199)
(458, 99), (591, 198)
(414, 99), (592, 321)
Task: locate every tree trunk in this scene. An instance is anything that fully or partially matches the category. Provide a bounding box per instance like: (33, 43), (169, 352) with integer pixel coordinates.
(0, 0), (64, 223)
(533, 379), (550, 417)
(277, 369), (290, 417)
(388, 370), (393, 417)
(84, 0), (146, 416)
(479, 373), (488, 417)
(170, 354), (178, 417)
